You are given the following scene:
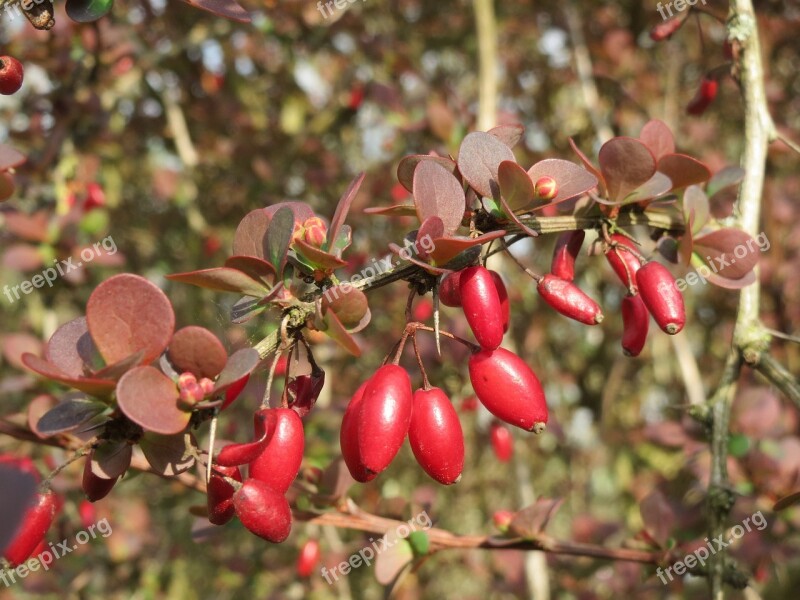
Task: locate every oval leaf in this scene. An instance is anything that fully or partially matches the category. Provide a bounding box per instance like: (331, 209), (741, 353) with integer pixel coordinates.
(168, 326), (228, 379)
(598, 137), (656, 202)
(233, 209), (271, 260)
(166, 267), (269, 297)
(658, 154), (711, 191)
(21, 353), (117, 397)
(457, 132), (515, 198)
(397, 155), (457, 193)
(488, 123), (524, 148)
(213, 348), (260, 395)
(91, 442), (132, 480)
(527, 159), (599, 209)
(86, 274), (175, 366)
(693, 228), (760, 281)
(139, 432), (196, 476)
(498, 160), (535, 212)
(326, 173), (365, 254)
(45, 317), (98, 377)
(639, 119), (675, 161)
(413, 161), (465, 235)
(36, 397), (108, 437)
(116, 366), (189, 435)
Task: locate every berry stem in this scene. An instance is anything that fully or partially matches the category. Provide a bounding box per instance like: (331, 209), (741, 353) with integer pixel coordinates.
(411, 332), (431, 390)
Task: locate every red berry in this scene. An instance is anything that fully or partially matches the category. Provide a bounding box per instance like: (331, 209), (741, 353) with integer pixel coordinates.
(537, 274), (604, 325)
(439, 272), (462, 307)
(0, 56), (24, 95)
(490, 422), (513, 462)
(83, 183), (106, 211)
(461, 396), (478, 412)
(216, 410), (273, 467)
(534, 176), (558, 201)
(636, 262), (686, 334)
(340, 381), (376, 482)
(621, 294), (650, 357)
(489, 271), (510, 333)
(220, 373), (250, 411)
(207, 464), (242, 526)
(649, 16), (685, 41)
(233, 479), (292, 543)
(357, 365), (413, 476)
(78, 500), (96, 529)
(551, 230), (585, 281)
(460, 266), (505, 350)
(413, 298), (434, 321)
(605, 234), (642, 291)
(81, 454), (118, 502)
(687, 77), (719, 116)
(249, 408), (304, 493)
(3, 491), (59, 567)
(296, 539), (322, 577)
(468, 348), (547, 432)
(408, 388), (464, 485)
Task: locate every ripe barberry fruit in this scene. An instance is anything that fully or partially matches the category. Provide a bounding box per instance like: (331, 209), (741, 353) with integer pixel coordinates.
(357, 365), (413, 476)
(537, 274), (604, 325)
(489, 271), (510, 333)
(340, 381), (376, 482)
(207, 464), (242, 526)
(3, 491), (59, 567)
(0, 56), (24, 95)
(534, 176), (558, 201)
(687, 77), (719, 116)
(408, 387), (464, 485)
(636, 262), (685, 334)
(216, 410), (273, 467)
(551, 230), (585, 281)
(621, 294), (650, 357)
(605, 234), (642, 291)
(249, 408), (305, 493)
(490, 422), (513, 462)
(296, 539), (322, 577)
(460, 266), (505, 350)
(233, 479), (292, 543)
(468, 347), (547, 433)
(439, 271), (462, 307)
(83, 183), (106, 211)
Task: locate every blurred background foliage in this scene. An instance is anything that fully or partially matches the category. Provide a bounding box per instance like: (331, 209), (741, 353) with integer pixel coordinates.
(0, 0), (799, 598)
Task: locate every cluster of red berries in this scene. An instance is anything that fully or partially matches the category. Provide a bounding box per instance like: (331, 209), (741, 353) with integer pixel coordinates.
(0, 456), (61, 567)
(548, 230), (685, 356)
(0, 56), (23, 95)
(209, 408), (304, 543)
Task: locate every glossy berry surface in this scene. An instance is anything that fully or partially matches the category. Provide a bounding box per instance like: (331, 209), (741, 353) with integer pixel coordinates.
(0, 56), (23, 95)
(460, 266), (504, 350)
(636, 262), (686, 335)
(233, 479), (292, 543)
(408, 387), (464, 485)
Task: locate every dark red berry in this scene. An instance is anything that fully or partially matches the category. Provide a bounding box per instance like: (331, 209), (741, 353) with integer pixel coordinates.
(605, 234), (642, 291)
(468, 348), (547, 432)
(490, 422), (513, 462)
(551, 230), (585, 282)
(439, 272), (462, 307)
(0, 56), (24, 95)
(249, 408), (305, 493)
(357, 365), (413, 476)
(460, 266), (504, 350)
(650, 16), (686, 41)
(537, 274), (604, 325)
(233, 479), (292, 543)
(621, 294), (650, 357)
(296, 539), (321, 577)
(216, 410), (272, 467)
(207, 464), (242, 526)
(408, 387), (464, 485)
(340, 381), (376, 482)
(687, 77), (718, 116)
(636, 262), (686, 334)
(489, 271), (510, 333)
(3, 491), (58, 567)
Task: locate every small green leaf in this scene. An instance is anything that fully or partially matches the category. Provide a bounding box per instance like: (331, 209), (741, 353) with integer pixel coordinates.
(407, 531), (430, 556)
(728, 433), (750, 457)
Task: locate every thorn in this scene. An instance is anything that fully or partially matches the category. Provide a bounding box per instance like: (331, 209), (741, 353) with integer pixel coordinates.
(206, 409), (219, 485)
(433, 281), (441, 357)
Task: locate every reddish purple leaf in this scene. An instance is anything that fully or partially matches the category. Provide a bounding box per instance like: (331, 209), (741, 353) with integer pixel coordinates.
(327, 173), (365, 255)
(693, 228), (760, 281)
(233, 209), (271, 260)
(413, 161), (465, 235)
(527, 159), (599, 209)
(487, 123), (524, 148)
(428, 231), (507, 266)
(0, 144), (26, 171)
(213, 348), (260, 395)
(509, 498), (565, 538)
(322, 308), (361, 357)
(90, 442), (132, 480)
(116, 366), (189, 435)
(639, 490), (675, 548)
(21, 353), (116, 397)
(639, 119), (675, 161)
(44, 317), (97, 378)
(224, 256), (276, 287)
(658, 154), (711, 191)
(498, 160), (535, 212)
(568, 138), (605, 193)
(707, 166), (745, 198)
(92, 351), (146, 381)
(266, 207), (294, 277)
(293, 239), (348, 270)
(598, 137), (656, 202)
(388, 243), (451, 275)
(457, 131), (515, 198)
(287, 371), (325, 418)
(168, 326), (228, 379)
(263, 200), (315, 224)
(166, 267), (269, 297)
(397, 155), (458, 193)
(36, 396), (107, 437)
(363, 204), (418, 217)
(683, 185), (710, 235)
(416, 217), (445, 260)
(139, 432), (195, 476)
(86, 274), (175, 366)
(3, 211), (49, 242)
